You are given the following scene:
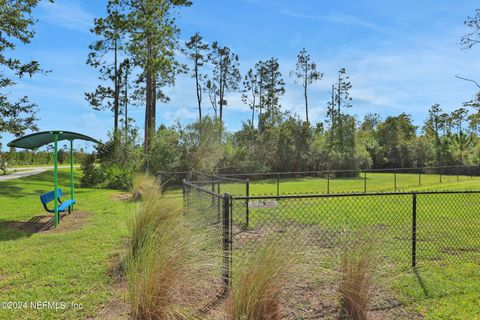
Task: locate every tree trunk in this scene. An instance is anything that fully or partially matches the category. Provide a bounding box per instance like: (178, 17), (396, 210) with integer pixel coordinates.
(251, 95), (255, 125)
(195, 60), (202, 120)
(144, 37), (153, 154)
(113, 38), (119, 136)
(304, 76), (308, 123)
(303, 66), (308, 122)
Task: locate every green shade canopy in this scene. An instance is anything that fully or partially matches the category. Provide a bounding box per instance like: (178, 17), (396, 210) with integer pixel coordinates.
(7, 130), (101, 228)
(7, 130), (101, 150)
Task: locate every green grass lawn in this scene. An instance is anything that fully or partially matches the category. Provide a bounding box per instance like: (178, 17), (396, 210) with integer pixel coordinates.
(0, 169), (134, 319)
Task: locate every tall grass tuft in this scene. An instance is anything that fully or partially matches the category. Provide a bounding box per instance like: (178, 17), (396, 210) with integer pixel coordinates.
(131, 174), (161, 201)
(125, 178), (192, 319)
(227, 242), (290, 320)
(338, 235), (376, 320)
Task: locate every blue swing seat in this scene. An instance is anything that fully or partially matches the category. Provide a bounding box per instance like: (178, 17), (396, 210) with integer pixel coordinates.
(40, 188), (76, 214)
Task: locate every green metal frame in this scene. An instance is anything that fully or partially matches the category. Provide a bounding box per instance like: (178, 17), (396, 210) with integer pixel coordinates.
(53, 137), (76, 227)
(54, 133), (59, 226)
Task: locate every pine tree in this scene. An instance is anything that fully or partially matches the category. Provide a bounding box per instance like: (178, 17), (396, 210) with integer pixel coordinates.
(86, 1), (126, 135)
(291, 48), (323, 123)
(182, 32), (209, 121)
(207, 42), (241, 122)
(118, 0), (191, 153)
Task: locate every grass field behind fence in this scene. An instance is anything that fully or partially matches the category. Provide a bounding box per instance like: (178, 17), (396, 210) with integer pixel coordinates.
(189, 172), (480, 319)
(214, 172), (480, 196)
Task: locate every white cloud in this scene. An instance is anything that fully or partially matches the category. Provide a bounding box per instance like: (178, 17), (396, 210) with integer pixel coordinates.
(39, 0), (94, 32)
(279, 9), (382, 30)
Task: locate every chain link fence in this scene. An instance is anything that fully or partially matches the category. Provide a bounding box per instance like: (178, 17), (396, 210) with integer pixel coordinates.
(216, 165), (480, 195)
(184, 179), (480, 291)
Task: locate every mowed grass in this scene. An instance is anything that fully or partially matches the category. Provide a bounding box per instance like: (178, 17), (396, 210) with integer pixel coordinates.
(0, 169), (136, 319)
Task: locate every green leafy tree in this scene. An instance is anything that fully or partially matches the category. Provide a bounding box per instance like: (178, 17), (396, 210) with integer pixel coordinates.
(451, 131), (475, 164)
(326, 68), (354, 164)
(423, 104), (443, 165)
(376, 113), (417, 168)
(0, 0), (51, 137)
(290, 48), (323, 123)
(358, 113), (381, 167)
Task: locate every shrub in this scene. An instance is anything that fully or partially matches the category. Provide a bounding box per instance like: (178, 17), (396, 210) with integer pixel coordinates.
(80, 154), (105, 187)
(227, 242), (290, 320)
(338, 236), (376, 320)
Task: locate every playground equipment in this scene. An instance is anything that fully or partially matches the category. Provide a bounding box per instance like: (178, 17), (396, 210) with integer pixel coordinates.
(8, 131), (101, 227)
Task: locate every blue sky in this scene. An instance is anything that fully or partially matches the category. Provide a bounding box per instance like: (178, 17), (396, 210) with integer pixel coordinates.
(2, 0), (480, 150)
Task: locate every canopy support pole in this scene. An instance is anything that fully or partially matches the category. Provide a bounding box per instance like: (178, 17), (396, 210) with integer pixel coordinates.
(53, 132), (59, 227)
(70, 140), (74, 211)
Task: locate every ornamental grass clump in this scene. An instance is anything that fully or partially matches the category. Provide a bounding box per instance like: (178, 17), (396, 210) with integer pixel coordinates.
(126, 185), (193, 319)
(131, 174), (161, 201)
(227, 242), (290, 320)
(338, 236), (377, 320)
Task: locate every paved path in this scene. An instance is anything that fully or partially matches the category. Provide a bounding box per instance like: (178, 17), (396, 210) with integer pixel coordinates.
(0, 166), (79, 182)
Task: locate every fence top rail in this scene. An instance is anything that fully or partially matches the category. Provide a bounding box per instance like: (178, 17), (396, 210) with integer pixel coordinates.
(196, 171), (248, 183)
(218, 165), (480, 177)
(188, 180), (222, 186)
(157, 171), (190, 174)
(232, 190), (480, 200)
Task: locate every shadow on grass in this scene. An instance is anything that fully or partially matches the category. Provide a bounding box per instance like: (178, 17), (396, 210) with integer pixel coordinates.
(413, 268), (430, 298)
(410, 267), (475, 301)
(0, 213), (67, 241)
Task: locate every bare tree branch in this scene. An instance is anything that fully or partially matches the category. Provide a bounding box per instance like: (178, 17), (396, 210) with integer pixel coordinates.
(455, 75), (480, 89)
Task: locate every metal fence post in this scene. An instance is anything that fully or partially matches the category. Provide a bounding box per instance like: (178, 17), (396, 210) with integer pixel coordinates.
(418, 168), (421, 186)
(327, 171), (330, 194)
(211, 181), (215, 206)
(217, 182), (221, 217)
(364, 171), (367, 193)
(276, 174), (280, 196)
(412, 193), (417, 268)
(245, 179), (250, 229)
(182, 180), (186, 211)
(439, 168), (442, 183)
(394, 169), (397, 191)
(222, 193), (231, 291)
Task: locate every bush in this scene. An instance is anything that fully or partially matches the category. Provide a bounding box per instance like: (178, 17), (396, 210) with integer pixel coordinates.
(80, 154), (105, 187)
(80, 130), (142, 191)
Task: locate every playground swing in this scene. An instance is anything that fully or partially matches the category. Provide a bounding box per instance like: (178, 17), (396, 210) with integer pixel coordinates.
(8, 131), (101, 227)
